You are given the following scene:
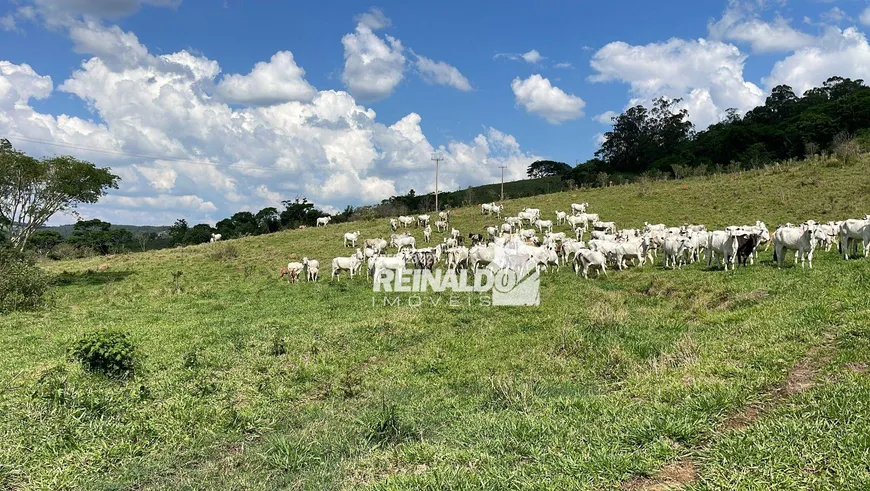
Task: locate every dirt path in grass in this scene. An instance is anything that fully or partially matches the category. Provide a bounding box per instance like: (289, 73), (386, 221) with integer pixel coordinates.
(622, 334), (837, 490)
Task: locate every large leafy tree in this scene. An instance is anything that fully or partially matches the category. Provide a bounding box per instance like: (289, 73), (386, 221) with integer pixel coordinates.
(595, 98), (692, 174)
(168, 218), (189, 245)
(279, 198), (326, 229)
(230, 211), (258, 237)
(184, 224), (214, 245)
(0, 139), (119, 251)
(526, 160), (572, 179)
(66, 219), (133, 255)
(255, 207), (280, 234)
(28, 230), (64, 255)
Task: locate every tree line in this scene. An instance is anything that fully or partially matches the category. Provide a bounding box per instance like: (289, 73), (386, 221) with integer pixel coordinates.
(533, 76), (870, 187)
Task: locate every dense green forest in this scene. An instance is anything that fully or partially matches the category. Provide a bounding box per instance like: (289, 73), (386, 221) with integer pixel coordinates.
(569, 76), (870, 185)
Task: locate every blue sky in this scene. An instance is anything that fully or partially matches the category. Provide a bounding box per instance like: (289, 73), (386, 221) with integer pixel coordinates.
(2, 0), (870, 224)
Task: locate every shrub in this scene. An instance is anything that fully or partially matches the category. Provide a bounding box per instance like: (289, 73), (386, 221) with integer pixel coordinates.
(364, 401), (417, 445)
(48, 243), (96, 260)
(0, 246), (51, 313)
(209, 243), (238, 261)
(70, 328), (139, 377)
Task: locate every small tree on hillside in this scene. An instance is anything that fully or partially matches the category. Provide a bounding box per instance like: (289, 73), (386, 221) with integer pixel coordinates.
(0, 139), (120, 251)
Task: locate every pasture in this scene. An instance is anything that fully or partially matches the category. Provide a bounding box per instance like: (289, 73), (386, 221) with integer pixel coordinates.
(2, 158), (870, 489)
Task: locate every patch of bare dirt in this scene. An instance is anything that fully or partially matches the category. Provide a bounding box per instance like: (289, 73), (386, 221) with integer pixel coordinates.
(722, 340), (834, 431)
(622, 335), (836, 489)
(622, 460), (697, 490)
(844, 362), (868, 374)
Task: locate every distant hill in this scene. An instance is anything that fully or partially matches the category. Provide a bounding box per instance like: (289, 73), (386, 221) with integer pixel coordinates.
(40, 224), (170, 237)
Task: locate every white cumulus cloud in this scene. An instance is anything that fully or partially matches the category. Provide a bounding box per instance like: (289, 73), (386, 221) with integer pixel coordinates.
(593, 110), (618, 124)
(589, 37), (764, 128)
(521, 49), (544, 63)
(412, 51), (472, 91)
(765, 27), (870, 95)
(511, 74), (585, 124)
(216, 50), (316, 105)
(0, 21), (541, 225)
(340, 9), (406, 102)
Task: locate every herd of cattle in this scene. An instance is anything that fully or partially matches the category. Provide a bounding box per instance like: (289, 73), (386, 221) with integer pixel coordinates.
(276, 201), (870, 283)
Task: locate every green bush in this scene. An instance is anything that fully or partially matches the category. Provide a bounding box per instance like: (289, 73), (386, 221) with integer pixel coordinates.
(70, 329), (139, 377)
(209, 243), (238, 261)
(48, 243), (96, 260)
(0, 246), (51, 313)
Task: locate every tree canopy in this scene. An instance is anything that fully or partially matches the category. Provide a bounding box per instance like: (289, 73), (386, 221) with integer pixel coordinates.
(0, 139), (120, 250)
(568, 76), (870, 186)
(527, 160), (572, 179)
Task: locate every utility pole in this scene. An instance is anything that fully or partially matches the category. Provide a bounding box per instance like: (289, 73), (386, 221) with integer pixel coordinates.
(499, 165), (507, 203)
(431, 153), (444, 211)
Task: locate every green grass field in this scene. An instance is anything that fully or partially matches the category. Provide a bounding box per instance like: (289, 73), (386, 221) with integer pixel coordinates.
(2, 157), (870, 489)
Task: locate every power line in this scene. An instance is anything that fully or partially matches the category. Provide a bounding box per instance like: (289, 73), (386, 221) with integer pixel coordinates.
(3, 133), (272, 172)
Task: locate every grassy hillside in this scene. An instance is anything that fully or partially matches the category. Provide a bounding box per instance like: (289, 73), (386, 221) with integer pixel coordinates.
(2, 157), (870, 489)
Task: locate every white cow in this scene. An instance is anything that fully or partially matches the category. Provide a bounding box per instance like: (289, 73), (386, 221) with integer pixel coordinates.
(774, 224), (819, 268)
(566, 215), (587, 231)
(446, 246), (469, 270)
(661, 236), (690, 269)
(417, 215), (430, 227)
(210, 233), (222, 243)
(575, 249), (607, 279)
(555, 211), (568, 225)
(817, 222), (838, 252)
(389, 218), (398, 231)
(316, 216), (331, 227)
(394, 235), (417, 251)
(523, 208), (542, 220)
(481, 203), (503, 217)
(706, 231), (739, 271)
(439, 210), (450, 222)
(331, 250), (364, 280)
(500, 222), (513, 235)
(451, 228), (461, 239)
(398, 216), (415, 228)
(302, 257), (320, 282)
(435, 220), (449, 233)
(468, 244), (498, 271)
(592, 221), (617, 234)
(560, 239), (586, 264)
(423, 225), (432, 243)
(518, 211), (537, 225)
(685, 231), (709, 264)
(364, 238), (388, 252)
(343, 231), (361, 248)
(534, 219), (554, 233)
(571, 202), (588, 215)
(372, 251), (411, 281)
(643, 222), (666, 233)
(389, 232), (411, 248)
(614, 236), (651, 270)
(839, 218), (870, 259)
(519, 228), (537, 241)
(486, 226), (499, 239)
(588, 239), (619, 264)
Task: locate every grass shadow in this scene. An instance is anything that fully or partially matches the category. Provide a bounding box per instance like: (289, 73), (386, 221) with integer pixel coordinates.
(54, 270), (135, 287)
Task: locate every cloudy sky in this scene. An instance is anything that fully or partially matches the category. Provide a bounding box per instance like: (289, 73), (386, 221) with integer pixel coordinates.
(2, 0), (870, 225)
